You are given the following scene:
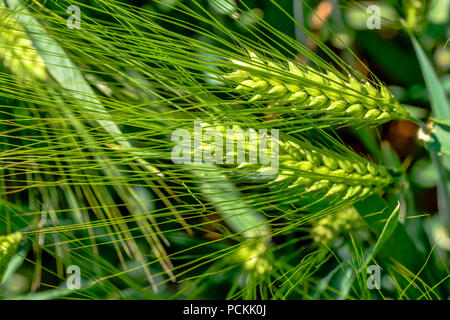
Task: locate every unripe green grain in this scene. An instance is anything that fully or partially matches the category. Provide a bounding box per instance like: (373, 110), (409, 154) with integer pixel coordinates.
(311, 206), (366, 243)
(224, 52), (408, 124)
(194, 124), (392, 201)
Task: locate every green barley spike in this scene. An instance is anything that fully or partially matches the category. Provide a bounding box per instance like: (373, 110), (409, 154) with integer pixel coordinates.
(311, 206), (367, 244)
(196, 124), (392, 201)
(224, 52), (408, 123)
(270, 138), (392, 200)
(0, 6), (47, 81)
(233, 241), (271, 275)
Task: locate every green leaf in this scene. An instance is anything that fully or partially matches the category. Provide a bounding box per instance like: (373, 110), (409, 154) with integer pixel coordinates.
(410, 158), (439, 188)
(354, 195), (394, 235)
(430, 152), (450, 226)
(354, 195), (419, 267)
(338, 200), (399, 299)
(0, 246), (28, 286)
(354, 195), (443, 288)
(432, 124), (450, 156)
(356, 31), (422, 85)
(411, 35), (450, 140)
(430, 117), (450, 127)
(411, 35), (450, 228)
(362, 202), (400, 269)
(16, 288), (75, 300)
(193, 164), (270, 240)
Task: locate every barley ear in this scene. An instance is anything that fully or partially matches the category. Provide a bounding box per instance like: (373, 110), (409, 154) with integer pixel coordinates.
(195, 124), (393, 203)
(311, 206), (366, 243)
(224, 52), (408, 124)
